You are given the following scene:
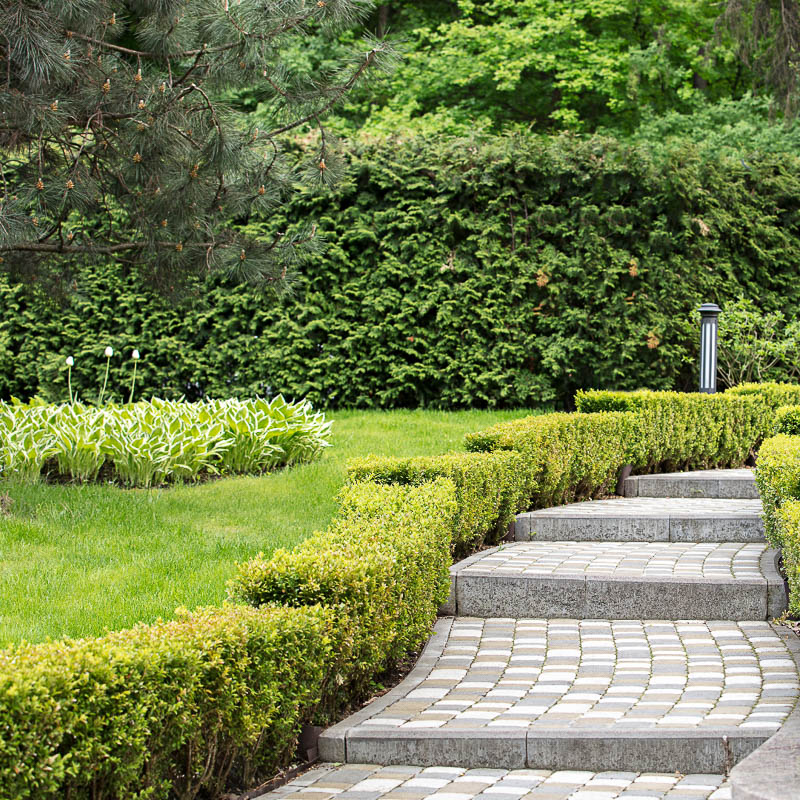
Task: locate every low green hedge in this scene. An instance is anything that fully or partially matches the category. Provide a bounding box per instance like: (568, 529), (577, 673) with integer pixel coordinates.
(464, 411), (637, 509)
(774, 405), (800, 436)
(754, 434), (800, 548)
(755, 435), (800, 612)
(728, 381), (800, 410)
(346, 451), (524, 553)
(777, 500), (800, 616)
(574, 389), (769, 471)
(0, 604), (336, 800)
(229, 479), (457, 704)
(2, 479), (459, 799)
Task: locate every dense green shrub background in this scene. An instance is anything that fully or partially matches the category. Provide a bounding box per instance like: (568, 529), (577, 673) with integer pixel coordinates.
(3, 135), (799, 408)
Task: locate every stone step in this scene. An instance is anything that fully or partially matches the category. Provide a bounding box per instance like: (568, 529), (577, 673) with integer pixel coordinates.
(624, 469), (758, 500)
(440, 542), (786, 621)
(515, 499), (764, 544)
(319, 618), (800, 774)
(266, 762), (733, 800)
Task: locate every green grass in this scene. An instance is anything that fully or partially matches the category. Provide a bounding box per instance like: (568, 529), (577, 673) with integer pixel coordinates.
(0, 409), (531, 645)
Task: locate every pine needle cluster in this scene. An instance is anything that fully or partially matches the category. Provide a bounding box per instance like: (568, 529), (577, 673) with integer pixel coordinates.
(0, 0), (395, 289)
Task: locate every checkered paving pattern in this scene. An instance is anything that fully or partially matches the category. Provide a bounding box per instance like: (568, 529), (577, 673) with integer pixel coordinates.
(460, 543), (767, 581)
(523, 499), (762, 518)
(356, 619), (798, 731)
(268, 764), (732, 800)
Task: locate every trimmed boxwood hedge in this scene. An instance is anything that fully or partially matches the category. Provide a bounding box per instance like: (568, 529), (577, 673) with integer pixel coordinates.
(229, 479), (458, 708)
(574, 389), (770, 471)
(755, 434), (800, 613)
(464, 411), (639, 509)
(774, 405), (800, 436)
(346, 451), (524, 553)
(777, 500), (800, 616)
(0, 604), (337, 800)
(754, 435), (800, 548)
(727, 382), (800, 410)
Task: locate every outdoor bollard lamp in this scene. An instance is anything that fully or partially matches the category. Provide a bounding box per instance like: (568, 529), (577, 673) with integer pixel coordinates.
(699, 302), (721, 393)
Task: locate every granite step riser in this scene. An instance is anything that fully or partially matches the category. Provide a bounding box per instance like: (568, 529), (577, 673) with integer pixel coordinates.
(446, 575), (785, 621)
(514, 518), (764, 543)
(331, 730), (770, 774)
(624, 479), (758, 500)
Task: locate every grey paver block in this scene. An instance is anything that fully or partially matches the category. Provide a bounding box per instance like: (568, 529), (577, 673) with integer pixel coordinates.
(623, 470), (757, 500)
(322, 618), (799, 773)
(256, 764), (732, 800)
(523, 729), (769, 773)
(448, 543), (784, 621)
(515, 499), (764, 544)
(346, 729), (528, 769)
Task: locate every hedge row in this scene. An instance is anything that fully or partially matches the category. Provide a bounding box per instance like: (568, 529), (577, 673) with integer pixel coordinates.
(728, 382), (800, 410)
(0, 604), (337, 799)
(229, 479), (457, 707)
(776, 501), (800, 617)
(755, 434), (800, 613)
(464, 411), (637, 509)
(462, 391), (770, 510)
(346, 451), (525, 554)
(4, 137), (800, 408)
(0, 479), (458, 799)
(574, 389), (769, 472)
(774, 405), (800, 436)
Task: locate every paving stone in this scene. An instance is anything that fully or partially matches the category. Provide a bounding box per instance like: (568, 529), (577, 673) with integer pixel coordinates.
(321, 618), (799, 772)
(514, 500), (764, 544)
(622, 470), (757, 500)
(258, 765), (731, 800)
(449, 542), (784, 621)
(317, 471), (796, 783)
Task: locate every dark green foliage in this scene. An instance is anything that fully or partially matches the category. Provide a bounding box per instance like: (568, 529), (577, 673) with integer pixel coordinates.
(575, 389), (770, 471)
(0, 604), (337, 799)
(0, 0), (393, 288)
(4, 135), (800, 408)
(346, 451), (524, 553)
(774, 405), (800, 436)
(228, 479), (457, 704)
(464, 411), (638, 509)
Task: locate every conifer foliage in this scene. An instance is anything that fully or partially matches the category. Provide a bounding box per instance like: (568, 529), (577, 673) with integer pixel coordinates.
(0, 0), (391, 287)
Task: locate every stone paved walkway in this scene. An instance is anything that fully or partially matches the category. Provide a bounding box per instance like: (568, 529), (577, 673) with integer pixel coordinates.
(623, 469), (757, 500)
(350, 618), (797, 732)
(447, 542), (784, 621)
(258, 470), (798, 800)
(459, 542), (766, 580)
(271, 764), (732, 800)
(515, 499), (764, 543)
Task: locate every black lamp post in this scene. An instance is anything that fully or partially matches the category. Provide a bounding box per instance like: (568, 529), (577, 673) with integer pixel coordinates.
(699, 303), (721, 393)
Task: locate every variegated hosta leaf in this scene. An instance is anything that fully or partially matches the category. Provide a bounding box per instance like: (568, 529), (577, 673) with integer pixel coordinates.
(0, 397), (330, 487)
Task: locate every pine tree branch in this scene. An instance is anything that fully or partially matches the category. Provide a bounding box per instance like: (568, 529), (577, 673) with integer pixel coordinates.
(0, 241), (214, 254)
(268, 47), (380, 137)
(66, 10), (320, 62)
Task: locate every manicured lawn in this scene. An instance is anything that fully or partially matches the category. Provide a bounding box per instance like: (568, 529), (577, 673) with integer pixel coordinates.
(0, 409), (531, 644)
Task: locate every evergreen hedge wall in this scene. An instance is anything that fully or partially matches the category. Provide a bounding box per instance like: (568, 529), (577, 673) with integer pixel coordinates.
(3, 135), (799, 408)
